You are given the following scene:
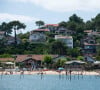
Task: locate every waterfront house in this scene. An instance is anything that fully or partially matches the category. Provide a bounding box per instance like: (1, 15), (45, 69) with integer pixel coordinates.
(16, 55), (58, 70)
(0, 58), (14, 69)
(65, 60), (86, 70)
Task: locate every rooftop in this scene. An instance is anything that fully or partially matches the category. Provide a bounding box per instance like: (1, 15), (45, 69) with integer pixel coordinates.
(55, 35), (73, 39)
(84, 42), (99, 45)
(65, 60), (86, 65)
(45, 24), (59, 27)
(0, 58), (14, 62)
(32, 29), (50, 32)
(16, 55), (58, 62)
(84, 30), (92, 33)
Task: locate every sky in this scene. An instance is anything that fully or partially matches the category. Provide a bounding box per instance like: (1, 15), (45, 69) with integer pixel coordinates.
(0, 0), (100, 34)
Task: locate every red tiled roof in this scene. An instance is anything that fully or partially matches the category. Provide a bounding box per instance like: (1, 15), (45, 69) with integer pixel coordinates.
(33, 29), (50, 32)
(84, 30), (92, 33)
(84, 42), (99, 45)
(45, 24), (59, 27)
(16, 55), (58, 62)
(58, 36), (72, 39)
(0, 58), (14, 62)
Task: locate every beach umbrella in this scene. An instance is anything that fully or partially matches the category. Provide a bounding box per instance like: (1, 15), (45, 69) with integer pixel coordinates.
(58, 67), (64, 71)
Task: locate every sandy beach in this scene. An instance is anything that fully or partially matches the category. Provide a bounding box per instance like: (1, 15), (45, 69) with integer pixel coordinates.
(0, 70), (100, 75)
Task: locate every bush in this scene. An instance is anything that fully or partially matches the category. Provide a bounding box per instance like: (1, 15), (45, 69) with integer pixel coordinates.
(0, 54), (12, 58)
(66, 57), (71, 61)
(43, 55), (53, 68)
(96, 56), (100, 61)
(55, 59), (66, 68)
(77, 56), (84, 61)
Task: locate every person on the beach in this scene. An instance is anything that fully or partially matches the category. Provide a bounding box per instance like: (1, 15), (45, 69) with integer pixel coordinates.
(20, 70), (24, 75)
(5, 72), (8, 75)
(66, 70), (67, 76)
(69, 70), (72, 75)
(10, 71), (13, 75)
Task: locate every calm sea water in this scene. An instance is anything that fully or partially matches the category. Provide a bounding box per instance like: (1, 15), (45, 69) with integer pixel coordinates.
(0, 75), (100, 90)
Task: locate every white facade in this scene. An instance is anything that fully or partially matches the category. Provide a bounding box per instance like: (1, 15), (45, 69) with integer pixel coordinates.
(29, 32), (47, 42)
(55, 35), (73, 48)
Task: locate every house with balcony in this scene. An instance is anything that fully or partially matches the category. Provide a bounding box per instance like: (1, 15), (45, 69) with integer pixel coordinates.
(81, 36), (99, 55)
(56, 26), (76, 35)
(29, 29), (49, 43)
(55, 35), (73, 48)
(40, 24), (75, 35)
(44, 24), (58, 33)
(84, 30), (100, 36)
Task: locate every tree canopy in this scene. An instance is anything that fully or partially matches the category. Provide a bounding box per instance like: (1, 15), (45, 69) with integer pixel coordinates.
(35, 20), (45, 28)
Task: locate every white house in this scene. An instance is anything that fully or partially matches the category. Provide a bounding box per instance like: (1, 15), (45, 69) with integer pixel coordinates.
(55, 35), (73, 48)
(29, 29), (49, 42)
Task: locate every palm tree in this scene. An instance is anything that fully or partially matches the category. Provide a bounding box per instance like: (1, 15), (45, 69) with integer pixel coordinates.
(8, 21), (26, 45)
(35, 20), (45, 28)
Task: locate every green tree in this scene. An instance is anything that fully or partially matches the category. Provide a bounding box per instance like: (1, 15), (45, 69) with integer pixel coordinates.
(67, 14), (85, 33)
(0, 54), (12, 58)
(85, 20), (94, 30)
(0, 22), (12, 36)
(18, 32), (29, 40)
(59, 21), (67, 28)
(18, 32), (30, 43)
(96, 46), (100, 61)
(93, 13), (100, 31)
(67, 21), (77, 31)
(8, 21), (26, 45)
(55, 59), (66, 68)
(66, 57), (71, 61)
(68, 48), (81, 57)
(69, 14), (83, 23)
(77, 56), (84, 61)
(43, 55), (52, 68)
(50, 40), (67, 55)
(85, 13), (100, 31)
(35, 20), (45, 28)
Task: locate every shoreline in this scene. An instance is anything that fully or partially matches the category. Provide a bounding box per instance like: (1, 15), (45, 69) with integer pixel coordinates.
(0, 70), (100, 76)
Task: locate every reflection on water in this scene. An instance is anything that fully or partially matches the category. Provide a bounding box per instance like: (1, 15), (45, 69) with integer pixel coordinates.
(0, 75), (100, 90)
